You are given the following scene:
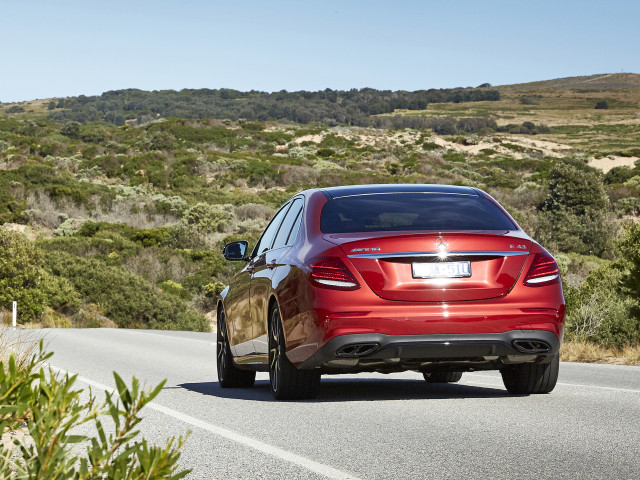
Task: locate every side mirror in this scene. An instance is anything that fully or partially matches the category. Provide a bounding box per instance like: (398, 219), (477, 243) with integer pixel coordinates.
(223, 241), (249, 261)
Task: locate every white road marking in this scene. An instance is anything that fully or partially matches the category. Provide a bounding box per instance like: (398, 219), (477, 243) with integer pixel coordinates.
(463, 373), (640, 394)
(47, 365), (362, 480)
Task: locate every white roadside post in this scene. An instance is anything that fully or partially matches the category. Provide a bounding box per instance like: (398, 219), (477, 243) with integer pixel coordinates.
(12, 301), (17, 328)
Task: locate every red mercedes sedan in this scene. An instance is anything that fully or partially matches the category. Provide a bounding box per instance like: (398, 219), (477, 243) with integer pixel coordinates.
(218, 184), (564, 399)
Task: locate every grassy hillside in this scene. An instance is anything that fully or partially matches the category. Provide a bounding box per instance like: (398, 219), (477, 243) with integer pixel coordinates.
(0, 75), (639, 353)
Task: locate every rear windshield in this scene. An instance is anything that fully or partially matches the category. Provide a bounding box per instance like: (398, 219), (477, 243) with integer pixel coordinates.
(320, 193), (516, 233)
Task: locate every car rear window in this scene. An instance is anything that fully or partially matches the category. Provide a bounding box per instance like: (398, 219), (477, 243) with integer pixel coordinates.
(320, 193), (516, 233)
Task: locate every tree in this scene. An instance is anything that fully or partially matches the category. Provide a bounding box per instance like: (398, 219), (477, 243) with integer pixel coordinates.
(537, 162), (615, 255)
(542, 162), (609, 215)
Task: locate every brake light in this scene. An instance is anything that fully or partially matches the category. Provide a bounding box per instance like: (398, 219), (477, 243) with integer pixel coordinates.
(308, 258), (360, 290)
(523, 253), (560, 287)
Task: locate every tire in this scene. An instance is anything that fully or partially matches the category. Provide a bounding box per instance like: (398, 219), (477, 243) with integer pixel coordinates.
(269, 305), (320, 400)
(217, 308), (256, 388)
(423, 371), (463, 383)
(500, 354), (559, 394)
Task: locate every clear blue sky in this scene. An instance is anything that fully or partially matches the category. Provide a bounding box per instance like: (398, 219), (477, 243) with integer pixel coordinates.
(2, 0), (638, 102)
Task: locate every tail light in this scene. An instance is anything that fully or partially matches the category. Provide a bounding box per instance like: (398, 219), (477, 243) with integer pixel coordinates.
(523, 253), (560, 287)
(307, 257), (360, 290)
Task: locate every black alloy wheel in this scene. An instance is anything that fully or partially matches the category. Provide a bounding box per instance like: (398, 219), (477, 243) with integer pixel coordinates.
(269, 305), (321, 400)
(217, 308), (255, 388)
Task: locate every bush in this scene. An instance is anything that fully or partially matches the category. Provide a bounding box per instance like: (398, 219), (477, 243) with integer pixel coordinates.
(0, 346), (190, 478)
(182, 203), (234, 233)
(595, 100), (609, 109)
(5, 106), (25, 114)
(604, 166), (635, 184)
(520, 96), (540, 105)
(162, 224), (206, 249)
(0, 231), (47, 321)
(565, 263), (639, 346)
(43, 251), (209, 331)
(131, 227), (171, 247)
(71, 302), (116, 328)
(39, 270), (81, 312)
(620, 222), (640, 313)
(159, 280), (191, 300)
(615, 197), (640, 216)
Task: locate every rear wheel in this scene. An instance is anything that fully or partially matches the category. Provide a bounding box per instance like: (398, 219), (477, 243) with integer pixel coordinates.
(501, 354), (559, 394)
(217, 308), (255, 388)
(423, 371), (463, 383)
(269, 305), (320, 400)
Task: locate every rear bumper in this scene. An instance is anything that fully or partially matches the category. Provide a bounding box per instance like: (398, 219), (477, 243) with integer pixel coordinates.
(297, 329), (560, 370)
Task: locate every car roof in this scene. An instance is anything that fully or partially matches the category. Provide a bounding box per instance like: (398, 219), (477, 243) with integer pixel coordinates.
(318, 184), (481, 199)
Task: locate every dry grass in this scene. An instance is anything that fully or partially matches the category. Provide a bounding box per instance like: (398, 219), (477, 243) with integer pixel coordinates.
(0, 325), (44, 373)
(561, 340), (640, 366)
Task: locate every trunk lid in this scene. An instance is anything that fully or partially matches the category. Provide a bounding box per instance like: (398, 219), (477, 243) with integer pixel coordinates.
(328, 231), (531, 302)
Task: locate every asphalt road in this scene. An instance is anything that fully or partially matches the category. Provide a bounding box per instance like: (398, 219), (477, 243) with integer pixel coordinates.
(30, 328), (640, 479)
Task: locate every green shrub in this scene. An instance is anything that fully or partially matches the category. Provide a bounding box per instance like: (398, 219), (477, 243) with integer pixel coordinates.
(565, 263), (639, 346)
(162, 224), (206, 249)
(0, 193), (26, 224)
(41, 307), (73, 328)
(620, 222), (640, 315)
(520, 95), (540, 105)
(131, 227), (171, 247)
(422, 141), (441, 151)
(39, 270), (81, 312)
(43, 251), (208, 331)
(41, 233), (140, 259)
(150, 131), (177, 150)
(6, 105), (25, 114)
(316, 148), (334, 158)
(159, 280), (191, 300)
(443, 152), (466, 163)
(182, 203), (234, 233)
(71, 302), (116, 328)
(318, 134), (354, 149)
(604, 166), (636, 184)
(0, 346), (189, 478)
(615, 197), (640, 215)
(205, 281), (226, 297)
(0, 231), (47, 321)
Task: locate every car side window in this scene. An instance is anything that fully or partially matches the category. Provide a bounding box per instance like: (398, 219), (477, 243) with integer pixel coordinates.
(285, 204), (303, 246)
(272, 199), (303, 250)
(251, 203), (291, 258)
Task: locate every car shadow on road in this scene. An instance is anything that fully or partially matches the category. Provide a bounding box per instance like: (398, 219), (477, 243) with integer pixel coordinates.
(177, 378), (512, 402)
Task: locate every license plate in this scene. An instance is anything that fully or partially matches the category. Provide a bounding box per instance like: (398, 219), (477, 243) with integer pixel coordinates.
(412, 261), (471, 279)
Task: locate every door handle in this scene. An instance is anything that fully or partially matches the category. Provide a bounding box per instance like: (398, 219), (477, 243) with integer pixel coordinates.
(268, 259), (277, 270)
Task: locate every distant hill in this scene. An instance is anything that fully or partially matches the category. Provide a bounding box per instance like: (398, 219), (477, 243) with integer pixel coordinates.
(28, 86), (500, 127)
(500, 73), (640, 90)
